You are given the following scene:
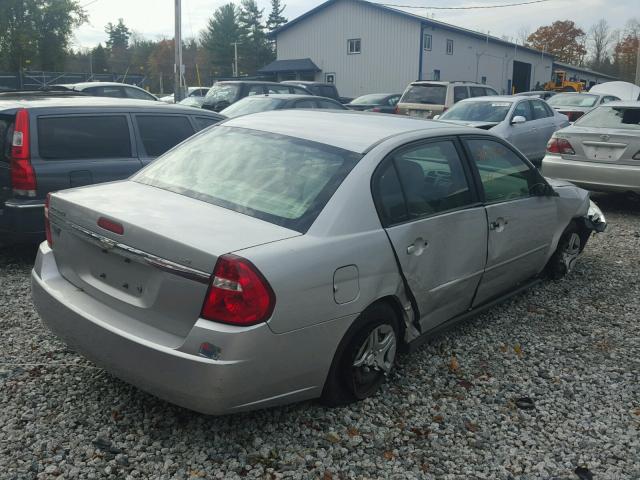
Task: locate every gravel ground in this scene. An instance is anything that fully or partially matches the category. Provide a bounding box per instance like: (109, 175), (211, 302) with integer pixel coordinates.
(1, 195), (639, 480)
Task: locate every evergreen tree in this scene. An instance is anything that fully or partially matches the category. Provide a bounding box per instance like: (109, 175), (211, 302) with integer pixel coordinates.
(201, 3), (243, 77)
(91, 43), (108, 73)
(266, 0), (287, 32)
(105, 18), (131, 50)
(238, 0), (271, 74)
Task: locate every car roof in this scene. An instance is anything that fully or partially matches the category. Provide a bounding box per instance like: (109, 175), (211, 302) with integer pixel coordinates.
(223, 109), (466, 153)
(63, 82), (145, 89)
(409, 81), (487, 86)
(281, 81), (333, 86)
(240, 94), (331, 100)
(458, 95), (519, 102)
(0, 95), (223, 114)
(216, 80), (283, 86)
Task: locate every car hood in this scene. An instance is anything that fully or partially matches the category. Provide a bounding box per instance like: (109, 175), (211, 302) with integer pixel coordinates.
(590, 81), (640, 101)
(438, 119), (500, 130)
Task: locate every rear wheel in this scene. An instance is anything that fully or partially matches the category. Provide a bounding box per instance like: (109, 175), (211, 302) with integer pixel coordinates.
(545, 221), (589, 279)
(321, 303), (400, 405)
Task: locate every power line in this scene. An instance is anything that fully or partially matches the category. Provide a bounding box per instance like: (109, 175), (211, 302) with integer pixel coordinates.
(375, 0), (552, 10)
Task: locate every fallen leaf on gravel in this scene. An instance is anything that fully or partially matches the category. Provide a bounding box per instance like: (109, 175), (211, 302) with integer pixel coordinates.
(499, 344), (508, 353)
(383, 450), (395, 460)
(322, 472), (333, 480)
(513, 344), (523, 357)
(458, 379), (473, 390)
(346, 426), (359, 437)
(433, 415), (444, 423)
(325, 432), (341, 443)
(448, 356), (460, 373)
(464, 421), (479, 432)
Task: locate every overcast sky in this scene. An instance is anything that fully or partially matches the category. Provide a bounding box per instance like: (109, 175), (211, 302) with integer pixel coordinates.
(72, 0), (636, 49)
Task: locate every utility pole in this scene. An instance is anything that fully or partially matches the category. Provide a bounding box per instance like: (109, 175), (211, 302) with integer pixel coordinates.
(174, 0), (184, 102)
(635, 38), (640, 86)
(231, 42), (239, 77)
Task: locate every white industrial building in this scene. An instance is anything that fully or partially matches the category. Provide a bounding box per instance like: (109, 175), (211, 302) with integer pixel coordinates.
(260, 0), (615, 98)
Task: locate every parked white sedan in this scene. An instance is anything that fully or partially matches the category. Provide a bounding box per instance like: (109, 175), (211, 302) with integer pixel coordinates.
(438, 96), (569, 166)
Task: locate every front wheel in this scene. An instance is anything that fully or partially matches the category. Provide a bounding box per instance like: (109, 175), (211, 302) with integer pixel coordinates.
(321, 303), (399, 406)
(545, 222), (588, 279)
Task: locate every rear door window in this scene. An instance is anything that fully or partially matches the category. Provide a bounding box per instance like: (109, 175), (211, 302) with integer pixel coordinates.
(125, 86), (156, 101)
(0, 116), (12, 162)
(38, 116), (132, 159)
(291, 86), (310, 95)
(453, 86), (469, 103)
(193, 116), (220, 130)
(401, 84), (446, 105)
(320, 86), (337, 98)
(316, 99), (344, 109)
(266, 85), (290, 94)
(246, 85), (265, 96)
(294, 100), (317, 109)
(135, 115), (195, 157)
(470, 87), (487, 98)
(531, 100), (551, 119)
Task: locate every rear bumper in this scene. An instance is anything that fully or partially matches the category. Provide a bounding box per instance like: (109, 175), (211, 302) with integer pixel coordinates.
(0, 199), (45, 244)
(31, 244), (353, 415)
(542, 155), (640, 194)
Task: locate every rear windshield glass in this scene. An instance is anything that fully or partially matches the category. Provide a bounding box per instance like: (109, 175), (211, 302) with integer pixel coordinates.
(547, 94), (598, 108)
(400, 84), (446, 105)
(351, 94), (389, 105)
(575, 106), (640, 130)
(0, 116), (12, 162)
(204, 84), (240, 105)
(220, 97), (287, 118)
(38, 116), (131, 159)
(133, 126), (361, 232)
(440, 100), (512, 122)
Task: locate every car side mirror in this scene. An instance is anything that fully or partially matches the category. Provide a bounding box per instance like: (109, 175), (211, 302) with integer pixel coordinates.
(511, 115), (527, 124)
(433, 114), (440, 120)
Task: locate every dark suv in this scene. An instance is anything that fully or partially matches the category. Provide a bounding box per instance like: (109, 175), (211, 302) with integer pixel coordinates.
(0, 92), (224, 244)
(201, 81), (311, 112)
(280, 81), (351, 104)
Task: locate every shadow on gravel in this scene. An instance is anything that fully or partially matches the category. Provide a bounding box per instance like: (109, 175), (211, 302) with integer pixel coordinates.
(591, 192), (640, 216)
(0, 242), (39, 268)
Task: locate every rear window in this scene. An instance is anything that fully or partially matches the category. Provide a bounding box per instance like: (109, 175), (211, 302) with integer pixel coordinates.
(220, 97), (287, 118)
(548, 94), (598, 108)
(0, 116), (12, 162)
(133, 126), (361, 232)
(38, 116), (131, 160)
(575, 106), (640, 130)
(204, 84), (240, 105)
(135, 115), (194, 157)
(401, 84), (446, 105)
(320, 86), (336, 98)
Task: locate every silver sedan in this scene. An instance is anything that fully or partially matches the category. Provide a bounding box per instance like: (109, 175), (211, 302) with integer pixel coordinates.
(32, 111), (606, 415)
(542, 101), (640, 194)
(437, 96), (569, 166)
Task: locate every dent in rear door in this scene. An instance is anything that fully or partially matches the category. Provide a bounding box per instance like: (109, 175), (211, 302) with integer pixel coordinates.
(373, 139), (487, 332)
(33, 113), (142, 192)
(464, 137), (559, 306)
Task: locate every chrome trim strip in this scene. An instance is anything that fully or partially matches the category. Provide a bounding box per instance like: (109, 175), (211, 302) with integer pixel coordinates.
(484, 244), (549, 273)
(50, 214), (211, 284)
(4, 200), (45, 209)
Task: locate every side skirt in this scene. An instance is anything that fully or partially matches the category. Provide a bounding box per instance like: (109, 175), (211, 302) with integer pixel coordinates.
(405, 277), (543, 354)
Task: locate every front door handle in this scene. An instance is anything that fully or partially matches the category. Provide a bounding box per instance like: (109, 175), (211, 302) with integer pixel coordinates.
(407, 238), (428, 255)
(489, 217), (508, 232)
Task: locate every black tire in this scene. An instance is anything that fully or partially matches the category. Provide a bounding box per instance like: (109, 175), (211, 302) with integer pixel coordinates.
(545, 221), (589, 279)
(321, 302), (400, 406)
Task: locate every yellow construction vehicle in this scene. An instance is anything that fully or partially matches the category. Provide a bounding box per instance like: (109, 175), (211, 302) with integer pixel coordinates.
(544, 71), (584, 92)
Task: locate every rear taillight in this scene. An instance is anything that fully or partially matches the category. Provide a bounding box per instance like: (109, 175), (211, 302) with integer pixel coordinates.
(44, 193), (52, 247)
(201, 254), (275, 326)
(97, 217), (124, 235)
(10, 109), (36, 197)
(394, 106), (399, 114)
(547, 137), (575, 155)
(370, 107), (381, 112)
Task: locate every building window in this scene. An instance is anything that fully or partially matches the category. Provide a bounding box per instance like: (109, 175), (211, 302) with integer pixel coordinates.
(481, 76), (487, 84)
(446, 39), (454, 55)
(423, 33), (432, 51)
(347, 38), (361, 55)
(433, 69), (440, 81)
(325, 73), (336, 84)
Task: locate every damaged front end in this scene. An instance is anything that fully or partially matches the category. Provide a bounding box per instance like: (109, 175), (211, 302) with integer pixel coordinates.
(583, 200), (607, 233)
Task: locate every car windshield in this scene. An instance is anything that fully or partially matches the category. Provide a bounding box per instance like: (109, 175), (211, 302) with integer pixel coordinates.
(548, 93), (598, 108)
(350, 94), (389, 105)
(220, 97), (288, 118)
(400, 84), (446, 105)
(575, 106), (640, 130)
(204, 84), (240, 104)
(178, 97), (204, 107)
(133, 126), (361, 232)
(440, 100), (512, 122)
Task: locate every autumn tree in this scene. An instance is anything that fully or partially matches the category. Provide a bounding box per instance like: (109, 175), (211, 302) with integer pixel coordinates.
(527, 20), (587, 65)
(613, 36), (639, 82)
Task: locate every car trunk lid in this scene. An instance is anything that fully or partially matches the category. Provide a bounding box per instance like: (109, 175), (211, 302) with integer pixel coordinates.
(48, 180), (300, 346)
(557, 126), (640, 165)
